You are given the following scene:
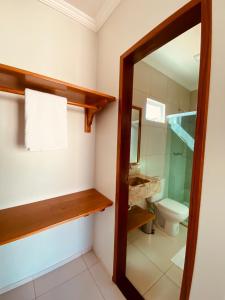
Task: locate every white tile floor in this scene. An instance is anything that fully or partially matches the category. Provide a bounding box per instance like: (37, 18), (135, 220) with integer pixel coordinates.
(126, 224), (187, 299)
(0, 251), (125, 300)
(0, 226), (187, 300)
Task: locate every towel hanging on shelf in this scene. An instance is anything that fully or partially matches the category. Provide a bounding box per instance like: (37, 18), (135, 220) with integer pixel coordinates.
(25, 89), (68, 151)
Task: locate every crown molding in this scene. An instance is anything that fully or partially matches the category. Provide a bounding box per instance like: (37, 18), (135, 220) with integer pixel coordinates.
(38, 0), (121, 32)
(39, 0), (96, 31)
(96, 0), (121, 31)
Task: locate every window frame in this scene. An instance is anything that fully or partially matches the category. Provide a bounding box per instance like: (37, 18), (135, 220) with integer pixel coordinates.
(145, 98), (166, 123)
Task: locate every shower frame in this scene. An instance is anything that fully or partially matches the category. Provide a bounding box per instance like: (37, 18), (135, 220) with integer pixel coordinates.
(113, 0), (212, 299)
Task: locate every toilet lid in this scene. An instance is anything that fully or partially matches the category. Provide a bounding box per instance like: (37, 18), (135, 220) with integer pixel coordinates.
(158, 198), (189, 215)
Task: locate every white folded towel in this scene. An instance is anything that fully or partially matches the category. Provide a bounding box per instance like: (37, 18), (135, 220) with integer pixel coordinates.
(25, 89), (67, 151)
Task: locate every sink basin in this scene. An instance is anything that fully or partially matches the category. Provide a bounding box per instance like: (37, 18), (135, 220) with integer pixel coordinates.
(128, 175), (160, 208)
(129, 176), (149, 186)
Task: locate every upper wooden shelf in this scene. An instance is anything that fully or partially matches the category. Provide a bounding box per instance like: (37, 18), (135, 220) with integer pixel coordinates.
(0, 189), (113, 246)
(0, 63), (116, 132)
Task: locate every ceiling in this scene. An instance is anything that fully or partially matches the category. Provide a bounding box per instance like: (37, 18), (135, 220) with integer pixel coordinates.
(65, 0), (106, 18)
(143, 24), (201, 91)
(39, 0), (121, 31)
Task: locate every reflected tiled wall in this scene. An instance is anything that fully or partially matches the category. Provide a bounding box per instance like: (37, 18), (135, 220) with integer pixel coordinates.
(132, 61), (197, 200)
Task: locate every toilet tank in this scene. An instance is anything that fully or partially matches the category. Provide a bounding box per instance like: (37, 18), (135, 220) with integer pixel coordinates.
(151, 178), (165, 202)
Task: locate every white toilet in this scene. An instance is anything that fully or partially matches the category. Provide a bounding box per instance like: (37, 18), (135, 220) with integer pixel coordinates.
(150, 179), (189, 236)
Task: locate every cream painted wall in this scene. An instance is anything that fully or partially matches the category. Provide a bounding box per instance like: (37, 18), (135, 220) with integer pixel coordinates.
(94, 0), (225, 299)
(190, 1), (225, 299)
(0, 0), (97, 291)
(94, 0), (189, 277)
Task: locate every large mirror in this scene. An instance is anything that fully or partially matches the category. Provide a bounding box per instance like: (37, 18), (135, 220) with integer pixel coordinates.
(126, 24), (201, 299)
(130, 106), (142, 164)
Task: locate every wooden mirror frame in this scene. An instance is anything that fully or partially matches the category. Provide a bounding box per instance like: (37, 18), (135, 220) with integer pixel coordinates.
(113, 1), (211, 299)
(130, 105), (142, 164)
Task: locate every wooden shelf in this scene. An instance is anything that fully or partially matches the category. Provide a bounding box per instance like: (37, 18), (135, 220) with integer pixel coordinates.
(127, 205), (155, 232)
(0, 189), (113, 246)
(0, 63), (116, 132)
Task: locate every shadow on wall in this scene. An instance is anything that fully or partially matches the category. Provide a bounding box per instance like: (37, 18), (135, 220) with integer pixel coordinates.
(1, 93), (25, 148)
(17, 100), (25, 147)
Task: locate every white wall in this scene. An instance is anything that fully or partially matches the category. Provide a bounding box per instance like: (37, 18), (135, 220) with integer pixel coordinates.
(133, 61), (191, 180)
(94, 0), (225, 299)
(0, 0), (97, 291)
(190, 1), (225, 299)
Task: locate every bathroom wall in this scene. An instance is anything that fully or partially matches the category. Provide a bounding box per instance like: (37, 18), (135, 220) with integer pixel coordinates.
(0, 0), (97, 292)
(95, 0), (225, 299)
(190, 90), (198, 110)
(133, 61), (197, 205)
(132, 61), (191, 196)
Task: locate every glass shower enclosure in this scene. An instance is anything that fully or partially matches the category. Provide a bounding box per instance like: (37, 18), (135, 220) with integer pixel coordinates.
(166, 111), (196, 219)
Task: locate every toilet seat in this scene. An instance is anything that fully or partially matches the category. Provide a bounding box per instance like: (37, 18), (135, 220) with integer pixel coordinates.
(157, 198), (189, 216)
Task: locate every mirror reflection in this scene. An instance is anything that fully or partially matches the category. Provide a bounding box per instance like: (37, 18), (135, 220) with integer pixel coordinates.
(130, 106), (142, 164)
(126, 24), (201, 299)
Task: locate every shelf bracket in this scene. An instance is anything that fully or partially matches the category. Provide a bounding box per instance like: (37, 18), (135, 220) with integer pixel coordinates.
(85, 105), (104, 132)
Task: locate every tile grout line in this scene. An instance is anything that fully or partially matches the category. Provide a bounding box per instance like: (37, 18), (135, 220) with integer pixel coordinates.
(143, 272), (165, 297)
(130, 241), (167, 273)
(81, 253), (106, 300)
(34, 267), (87, 299)
(131, 241), (182, 286)
(33, 252), (101, 300)
(128, 240), (165, 296)
(32, 280), (37, 300)
(164, 272), (182, 289)
(129, 232), (184, 294)
(0, 251), (91, 297)
(130, 234), (185, 275)
(34, 252), (99, 299)
(140, 254), (182, 295)
(81, 253), (99, 270)
(88, 264), (106, 300)
(81, 254), (90, 269)
(143, 267), (182, 297)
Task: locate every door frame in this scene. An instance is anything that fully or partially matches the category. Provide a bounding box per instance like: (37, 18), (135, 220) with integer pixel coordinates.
(113, 0), (212, 299)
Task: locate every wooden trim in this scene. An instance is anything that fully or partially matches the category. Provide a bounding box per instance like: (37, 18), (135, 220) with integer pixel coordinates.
(116, 276), (144, 300)
(121, 0), (201, 64)
(113, 0), (212, 299)
(131, 105), (142, 163)
(0, 189), (113, 246)
(113, 56), (134, 283)
(0, 63), (115, 132)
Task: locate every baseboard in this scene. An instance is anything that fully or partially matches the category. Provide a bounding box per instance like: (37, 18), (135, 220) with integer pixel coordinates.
(0, 246), (92, 295)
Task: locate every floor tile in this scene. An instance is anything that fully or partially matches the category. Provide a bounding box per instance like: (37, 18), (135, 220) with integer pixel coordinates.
(0, 282), (35, 300)
(166, 264), (183, 287)
(34, 257), (86, 297)
(132, 227), (186, 272)
(127, 228), (146, 243)
(175, 225), (187, 246)
(171, 246), (186, 270)
(82, 251), (98, 268)
(36, 270), (103, 300)
(90, 262), (125, 300)
(126, 244), (162, 295)
(144, 276), (180, 300)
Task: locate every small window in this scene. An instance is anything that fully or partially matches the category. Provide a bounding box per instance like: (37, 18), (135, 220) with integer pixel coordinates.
(145, 98), (165, 123)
